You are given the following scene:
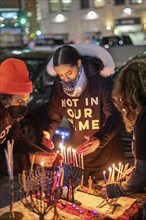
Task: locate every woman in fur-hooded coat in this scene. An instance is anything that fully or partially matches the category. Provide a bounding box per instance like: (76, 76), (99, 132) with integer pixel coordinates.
(43, 44), (124, 180)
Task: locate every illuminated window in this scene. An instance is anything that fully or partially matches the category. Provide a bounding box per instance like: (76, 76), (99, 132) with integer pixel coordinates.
(61, 0), (72, 11)
(49, 0), (60, 12)
(49, 0), (72, 12)
(93, 0), (105, 8)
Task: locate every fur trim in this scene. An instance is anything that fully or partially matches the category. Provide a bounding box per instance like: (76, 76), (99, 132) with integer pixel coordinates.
(47, 44), (115, 77)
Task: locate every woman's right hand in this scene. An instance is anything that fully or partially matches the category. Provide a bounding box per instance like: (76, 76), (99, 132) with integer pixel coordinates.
(42, 131), (54, 149)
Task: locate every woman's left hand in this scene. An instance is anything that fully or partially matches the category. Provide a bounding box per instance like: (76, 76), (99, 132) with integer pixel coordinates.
(76, 136), (100, 155)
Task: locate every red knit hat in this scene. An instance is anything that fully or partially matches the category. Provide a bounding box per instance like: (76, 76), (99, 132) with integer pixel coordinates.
(0, 58), (32, 94)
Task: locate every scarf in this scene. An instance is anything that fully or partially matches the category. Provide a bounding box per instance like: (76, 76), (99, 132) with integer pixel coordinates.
(60, 65), (87, 97)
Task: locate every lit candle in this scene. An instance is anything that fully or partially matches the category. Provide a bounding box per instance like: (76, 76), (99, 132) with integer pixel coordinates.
(72, 148), (75, 166)
(67, 147), (70, 164)
(123, 163), (129, 175)
(103, 170), (107, 184)
(80, 174), (84, 186)
(67, 146), (72, 164)
(119, 164), (124, 179)
(81, 153), (84, 169)
(70, 146), (72, 164)
(111, 164), (115, 183)
(63, 146), (66, 164)
(73, 149), (78, 167)
(59, 142), (63, 152)
(116, 162), (121, 181)
(78, 153), (81, 168)
(40, 161), (45, 172)
(115, 167), (124, 175)
(30, 154), (35, 171)
(108, 167), (112, 183)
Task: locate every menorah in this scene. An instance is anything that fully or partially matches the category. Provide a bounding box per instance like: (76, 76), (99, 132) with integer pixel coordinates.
(18, 166), (64, 220)
(103, 162), (130, 184)
(63, 163), (84, 203)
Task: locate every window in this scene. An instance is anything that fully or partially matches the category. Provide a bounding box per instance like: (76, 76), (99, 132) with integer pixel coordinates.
(93, 0), (105, 8)
(115, 0), (125, 5)
(49, 0), (60, 12)
(61, 0), (72, 11)
(80, 0), (89, 9)
(49, 0), (72, 12)
(129, 0), (143, 4)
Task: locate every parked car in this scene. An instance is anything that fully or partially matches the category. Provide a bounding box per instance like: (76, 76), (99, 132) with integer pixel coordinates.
(0, 49), (70, 147)
(34, 37), (65, 52)
(94, 35), (133, 49)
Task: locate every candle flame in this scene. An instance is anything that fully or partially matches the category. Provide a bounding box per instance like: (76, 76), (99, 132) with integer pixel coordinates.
(40, 161), (44, 167)
(109, 167), (112, 172)
(67, 146), (71, 151)
(59, 142), (63, 149)
(119, 162), (122, 167)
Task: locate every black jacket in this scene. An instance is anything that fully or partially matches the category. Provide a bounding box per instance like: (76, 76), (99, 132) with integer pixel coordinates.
(43, 57), (124, 177)
(0, 102), (43, 175)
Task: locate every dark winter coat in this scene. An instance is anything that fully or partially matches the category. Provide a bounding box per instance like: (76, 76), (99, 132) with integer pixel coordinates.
(0, 102), (43, 175)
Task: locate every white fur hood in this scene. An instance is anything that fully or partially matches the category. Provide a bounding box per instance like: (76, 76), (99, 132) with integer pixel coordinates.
(47, 44), (115, 77)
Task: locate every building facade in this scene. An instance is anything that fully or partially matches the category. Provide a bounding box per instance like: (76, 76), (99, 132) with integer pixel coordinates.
(0, 0), (37, 47)
(36, 0), (146, 45)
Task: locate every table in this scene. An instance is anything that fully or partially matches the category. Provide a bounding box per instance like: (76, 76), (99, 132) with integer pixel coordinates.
(0, 176), (145, 220)
(0, 192), (145, 220)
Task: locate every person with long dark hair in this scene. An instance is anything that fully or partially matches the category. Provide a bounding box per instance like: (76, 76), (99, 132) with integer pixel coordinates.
(103, 59), (146, 197)
(42, 44), (124, 181)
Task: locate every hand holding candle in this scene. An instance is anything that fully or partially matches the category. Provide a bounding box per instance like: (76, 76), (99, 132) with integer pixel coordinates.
(30, 151), (57, 167)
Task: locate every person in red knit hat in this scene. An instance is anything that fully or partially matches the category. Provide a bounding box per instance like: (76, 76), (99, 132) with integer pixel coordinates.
(0, 58), (59, 177)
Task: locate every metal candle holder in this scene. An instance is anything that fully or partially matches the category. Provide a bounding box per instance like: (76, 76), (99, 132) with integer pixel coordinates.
(18, 166), (63, 220)
(63, 163), (84, 203)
